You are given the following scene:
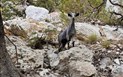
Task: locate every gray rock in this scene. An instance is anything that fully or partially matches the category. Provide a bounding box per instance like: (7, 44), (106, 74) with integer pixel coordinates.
(6, 35), (45, 70)
(69, 61), (96, 77)
(59, 45), (93, 62)
(56, 45), (96, 77)
(25, 5), (49, 21)
(75, 22), (123, 40)
(47, 12), (61, 23)
(105, 0), (121, 13)
(112, 65), (123, 77)
(48, 53), (59, 67)
(102, 25), (123, 40)
(99, 57), (112, 69)
(75, 22), (101, 37)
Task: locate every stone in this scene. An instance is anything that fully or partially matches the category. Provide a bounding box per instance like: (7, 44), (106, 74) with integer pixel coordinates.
(112, 64), (123, 77)
(25, 5), (49, 21)
(99, 57), (112, 69)
(59, 45), (93, 62)
(105, 0), (121, 13)
(75, 22), (123, 40)
(48, 53), (59, 67)
(75, 22), (101, 37)
(114, 58), (120, 65)
(47, 12), (61, 23)
(6, 35), (45, 71)
(102, 25), (123, 40)
(69, 61), (96, 77)
(55, 45), (95, 77)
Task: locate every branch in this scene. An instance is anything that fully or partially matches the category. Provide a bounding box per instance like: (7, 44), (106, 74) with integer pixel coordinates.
(5, 35), (18, 63)
(110, 11), (123, 31)
(109, 0), (123, 8)
(87, 0), (106, 19)
(111, 11), (123, 18)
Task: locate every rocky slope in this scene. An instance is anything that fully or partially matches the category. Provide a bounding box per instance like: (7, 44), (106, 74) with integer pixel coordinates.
(4, 5), (123, 77)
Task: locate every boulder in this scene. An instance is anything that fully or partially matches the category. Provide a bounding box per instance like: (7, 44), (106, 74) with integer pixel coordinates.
(25, 5), (49, 21)
(6, 35), (45, 70)
(75, 22), (123, 40)
(47, 12), (61, 23)
(75, 22), (101, 37)
(53, 45), (96, 77)
(102, 25), (123, 40)
(59, 45), (93, 62)
(4, 17), (58, 40)
(69, 61), (96, 77)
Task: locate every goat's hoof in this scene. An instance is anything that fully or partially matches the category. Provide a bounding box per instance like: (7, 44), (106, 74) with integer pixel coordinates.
(72, 41), (75, 47)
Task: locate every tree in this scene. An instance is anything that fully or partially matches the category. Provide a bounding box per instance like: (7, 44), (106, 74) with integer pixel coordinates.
(0, 3), (21, 77)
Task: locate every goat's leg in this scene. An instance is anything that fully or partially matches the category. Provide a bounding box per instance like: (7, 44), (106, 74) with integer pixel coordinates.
(57, 43), (66, 53)
(58, 44), (63, 52)
(67, 42), (70, 49)
(72, 41), (75, 47)
(71, 38), (75, 47)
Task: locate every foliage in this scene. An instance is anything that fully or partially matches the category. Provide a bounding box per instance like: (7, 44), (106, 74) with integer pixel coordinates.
(27, 35), (44, 49)
(44, 28), (57, 41)
(1, 0), (24, 20)
(36, 0), (55, 12)
(101, 40), (111, 49)
(86, 34), (98, 44)
(58, 0), (83, 13)
(1, 0), (122, 25)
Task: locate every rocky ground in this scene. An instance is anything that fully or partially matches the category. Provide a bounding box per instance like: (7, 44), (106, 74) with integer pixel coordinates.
(4, 5), (123, 77)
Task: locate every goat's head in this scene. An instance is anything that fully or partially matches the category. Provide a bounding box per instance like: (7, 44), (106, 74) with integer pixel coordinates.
(68, 13), (79, 18)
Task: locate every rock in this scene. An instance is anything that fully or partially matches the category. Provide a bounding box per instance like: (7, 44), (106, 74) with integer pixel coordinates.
(59, 45), (93, 62)
(112, 65), (123, 77)
(75, 22), (101, 37)
(47, 12), (61, 23)
(39, 69), (58, 77)
(114, 58), (120, 65)
(102, 25), (123, 40)
(75, 22), (123, 40)
(105, 0), (121, 13)
(25, 5), (49, 21)
(55, 45), (96, 77)
(4, 17), (58, 40)
(48, 53), (59, 67)
(99, 57), (112, 69)
(33, 50), (45, 67)
(6, 35), (45, 70)
(4, 17), (32, 37)
(69, 61), (96, 77)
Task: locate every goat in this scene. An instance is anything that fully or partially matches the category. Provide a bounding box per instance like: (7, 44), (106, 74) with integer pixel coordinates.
(57, 13), (79, 53)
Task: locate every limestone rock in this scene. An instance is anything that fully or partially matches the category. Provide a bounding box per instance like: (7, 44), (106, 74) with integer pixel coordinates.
(69, 61), (96, 77)
(25, 5), (49, 21)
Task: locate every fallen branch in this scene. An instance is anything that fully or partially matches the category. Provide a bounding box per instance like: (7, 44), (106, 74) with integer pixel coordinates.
(5, 35), (18, 63)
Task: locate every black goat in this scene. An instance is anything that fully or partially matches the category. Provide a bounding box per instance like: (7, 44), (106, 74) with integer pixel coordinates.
(57, 13), (79, 53)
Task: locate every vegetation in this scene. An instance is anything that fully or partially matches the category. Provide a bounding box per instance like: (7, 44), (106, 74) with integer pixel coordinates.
(86, 34), (98, 44)
(2, 0), (123, 26)
(101, 40), (111, 49)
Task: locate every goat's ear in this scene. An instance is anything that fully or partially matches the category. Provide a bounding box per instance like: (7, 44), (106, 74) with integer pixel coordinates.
(75, 13), (79, 17)
(68, 13), (72, 17)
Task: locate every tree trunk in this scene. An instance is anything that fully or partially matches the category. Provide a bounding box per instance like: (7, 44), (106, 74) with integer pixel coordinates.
(0, 7), (21, 77)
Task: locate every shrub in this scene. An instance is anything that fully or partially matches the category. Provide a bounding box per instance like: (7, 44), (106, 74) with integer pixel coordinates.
(86, 34), (98, 44)
(101, 40), (111, 49)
